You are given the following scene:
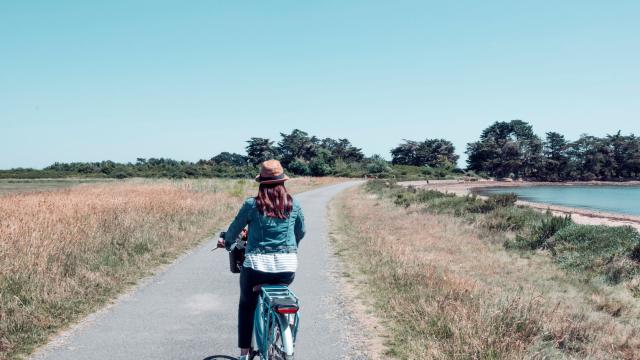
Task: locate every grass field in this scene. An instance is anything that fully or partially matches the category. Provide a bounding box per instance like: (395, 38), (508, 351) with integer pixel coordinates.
(330, 183), (640, 359)
(0, 177), (345, 360)
(0, 179), (114, 196)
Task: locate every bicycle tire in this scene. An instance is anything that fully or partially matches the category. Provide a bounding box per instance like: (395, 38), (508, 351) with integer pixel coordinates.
(267, 318), (294, 360)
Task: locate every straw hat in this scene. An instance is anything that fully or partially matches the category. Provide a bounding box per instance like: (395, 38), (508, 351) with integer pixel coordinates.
(255, 159), (289, 184)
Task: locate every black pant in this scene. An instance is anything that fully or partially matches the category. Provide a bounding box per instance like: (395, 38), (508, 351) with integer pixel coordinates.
(238, 267), (295, 348)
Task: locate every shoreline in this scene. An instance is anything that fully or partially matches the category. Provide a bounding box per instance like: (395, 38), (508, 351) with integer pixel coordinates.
(399, 180), (640, 230)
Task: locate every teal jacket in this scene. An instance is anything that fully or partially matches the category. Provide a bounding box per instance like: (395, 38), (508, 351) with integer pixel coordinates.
(224, 197), (305, 254)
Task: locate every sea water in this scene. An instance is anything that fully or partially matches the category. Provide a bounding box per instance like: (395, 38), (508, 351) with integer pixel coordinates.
(477, 185), (640, 216)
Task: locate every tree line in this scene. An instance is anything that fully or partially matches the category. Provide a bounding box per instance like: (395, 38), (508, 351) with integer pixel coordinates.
(0, 130), (391, 179)
(2, 123), (638, 181)
(388, 120), (640, 181)
(465, 120), (640, 181)
(202, 129), (391, 177)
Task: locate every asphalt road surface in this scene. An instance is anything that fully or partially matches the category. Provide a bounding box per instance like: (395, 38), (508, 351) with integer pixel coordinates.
(31, 181), (363, 360)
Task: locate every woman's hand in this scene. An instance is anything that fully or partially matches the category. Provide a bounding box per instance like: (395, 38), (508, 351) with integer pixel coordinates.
(217, 238), (225, 248)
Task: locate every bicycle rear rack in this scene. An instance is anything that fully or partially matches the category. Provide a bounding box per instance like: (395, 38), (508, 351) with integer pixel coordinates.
(259, 285), (300, 341)
(260, 285), (298, 305)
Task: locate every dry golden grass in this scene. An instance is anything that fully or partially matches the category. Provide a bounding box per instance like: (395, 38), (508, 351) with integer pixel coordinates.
(0, 179), (116, 196)
(0, 177), (345, 360)
(330, 186), (640, 360)
(285, 176), (349, 194)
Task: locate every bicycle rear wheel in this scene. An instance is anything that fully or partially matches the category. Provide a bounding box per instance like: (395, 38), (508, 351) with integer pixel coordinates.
(267, 319), (294, 360)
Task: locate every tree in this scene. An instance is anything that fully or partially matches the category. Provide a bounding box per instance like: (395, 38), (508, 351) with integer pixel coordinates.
(565, 135), (608, 180)
(287, 158), (310, 175)
(522, 137), (544, 179)
(417, 139), (459, 168)
(391, 139), (459, 168)
(309, 158), (333, 176)
(621, 134), (640, 178)
(277, 129), (319, 167)
(246, 138), (279, 165)
(542, 132), (568, 181)
(605, 131), (640, 179)
(390, 140), (419, 165)
(309, 148), (334, 176)
(211, 152), (248, 166)
(466, 120), (541, 179)
(366, 155), (392, 175)
(465, 139), (498, 176)
(321, 138), (365, 162)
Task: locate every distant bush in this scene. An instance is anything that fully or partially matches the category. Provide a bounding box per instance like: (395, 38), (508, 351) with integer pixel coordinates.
(287, 159), (310, 176)
(423, 194), (483, 218)
(422, 165), (455, 179)
(393, 192), (414, 207)
(364, 179), (391, 193)
(416, 189), (454, 203)
(393, 188), (454, 208)
(366, 155), (392, 175)
(387, 164), (472, 181)
(486, 193), (518, 208)
(460, 193), (517, 214)
(507, 215), (573, 250)
(481, 206), (540, 232)
(333, 160), (367, 178)
(113, 172), (129, 179)
(391, 164), (424, 179)
(309, 158), (333, 176)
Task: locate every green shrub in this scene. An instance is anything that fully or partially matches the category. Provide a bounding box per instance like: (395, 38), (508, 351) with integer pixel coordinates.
(391, 165), (424, 178)
(485, 193), (518, 208)
(287, 159), (310, 176)
(508, 215), (573, 250)
(481, 206), (540, 232)
(309, 158), (333, 176)
(334, 160), (366, 177)
(113, 172), (129, 179)
(426, 195), (481, 217)
(394, 192), (415, 207)
(461, 193), (518, 214)
(604, 257), (639, 285)
(365, 179), (400, 196)
(552, 225), (640, 283)
(421, 165), (455, 179)
(535, 215), (573, 246)
(366, 155), (392, 175)
(393, 188), (456, 208)
(416, 189), (454, 203)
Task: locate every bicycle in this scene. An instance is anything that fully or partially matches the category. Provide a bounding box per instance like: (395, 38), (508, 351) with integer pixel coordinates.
(216, 233), (300, 360)
(250, 284), (300, 360)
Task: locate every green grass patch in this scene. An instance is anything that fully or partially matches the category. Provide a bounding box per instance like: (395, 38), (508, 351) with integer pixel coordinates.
(552, 225), (640, 284)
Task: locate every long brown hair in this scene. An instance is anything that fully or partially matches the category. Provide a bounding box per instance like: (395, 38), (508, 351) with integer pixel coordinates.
(255, 183), (293, 219)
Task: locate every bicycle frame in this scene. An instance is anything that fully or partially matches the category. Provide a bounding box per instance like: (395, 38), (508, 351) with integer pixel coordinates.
(251, 285), (300, 360)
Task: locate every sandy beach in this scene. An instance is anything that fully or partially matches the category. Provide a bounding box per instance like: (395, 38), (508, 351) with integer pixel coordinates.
(399, 180), (640, 230)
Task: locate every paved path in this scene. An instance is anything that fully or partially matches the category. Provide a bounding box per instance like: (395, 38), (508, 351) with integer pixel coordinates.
(31, 181), (362, 360)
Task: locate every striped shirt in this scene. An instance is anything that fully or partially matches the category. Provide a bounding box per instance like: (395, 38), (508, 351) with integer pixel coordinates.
(243, 253), (298, 273)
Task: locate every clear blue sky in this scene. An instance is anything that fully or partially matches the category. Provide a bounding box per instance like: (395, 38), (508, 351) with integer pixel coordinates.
(1, 0), (638, 169)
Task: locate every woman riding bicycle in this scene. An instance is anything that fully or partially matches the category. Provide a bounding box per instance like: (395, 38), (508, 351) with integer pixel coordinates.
(218, 159), (305, 360)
